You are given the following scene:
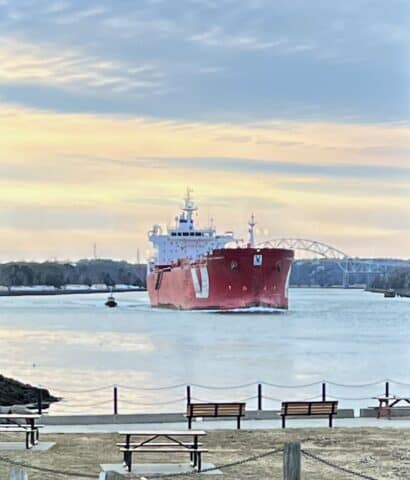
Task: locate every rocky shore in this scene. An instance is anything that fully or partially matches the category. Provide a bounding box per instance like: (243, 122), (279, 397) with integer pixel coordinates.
(0, 374), (59, 407)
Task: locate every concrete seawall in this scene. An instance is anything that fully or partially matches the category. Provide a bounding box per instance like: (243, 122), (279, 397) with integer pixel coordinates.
(361, 407), (410, 418)
(40, 409), (355, 425)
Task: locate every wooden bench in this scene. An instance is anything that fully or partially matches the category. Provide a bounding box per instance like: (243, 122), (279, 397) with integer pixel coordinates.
(280, 401), (338, 428)
(186, 402), (246, 429)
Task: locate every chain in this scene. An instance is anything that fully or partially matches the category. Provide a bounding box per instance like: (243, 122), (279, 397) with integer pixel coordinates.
(302, 449), (381, 480)
(144, 447), (283, 479)
(0, 446), (388, 480)
(0, 448), (282, 479)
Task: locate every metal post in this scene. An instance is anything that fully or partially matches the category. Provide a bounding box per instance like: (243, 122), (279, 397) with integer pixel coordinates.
(322, 382), (326, 402)
(37, 387), (42, 415)
(258, 383), (262, 410)
(113, 385), (118, 415)
(385, 381), (389, 398)
(283, 441), (301, 480)
(186, 385), (191, 406)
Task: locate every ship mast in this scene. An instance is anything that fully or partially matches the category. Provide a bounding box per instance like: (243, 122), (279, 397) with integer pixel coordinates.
(182, 187), (197, 224)
(248, 214), (256, 248)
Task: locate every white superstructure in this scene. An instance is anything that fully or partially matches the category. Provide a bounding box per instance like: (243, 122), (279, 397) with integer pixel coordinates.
(149, 189), (236, 266)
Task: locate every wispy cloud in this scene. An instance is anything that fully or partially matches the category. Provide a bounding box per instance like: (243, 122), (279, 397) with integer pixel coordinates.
(55, 6), (110, 25)
(44, 1), (71, 14)
(0, 37), (163, 94)
(189, 27), (315, 53)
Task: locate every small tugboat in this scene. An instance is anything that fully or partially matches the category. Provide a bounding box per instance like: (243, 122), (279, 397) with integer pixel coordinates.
(105, 289), (118, 307)
(384, 289), (396, 298)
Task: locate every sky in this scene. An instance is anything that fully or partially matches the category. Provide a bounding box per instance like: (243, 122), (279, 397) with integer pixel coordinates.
(0, 0), (409, 261)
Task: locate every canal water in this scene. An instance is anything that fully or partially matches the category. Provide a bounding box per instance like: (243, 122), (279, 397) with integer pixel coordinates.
(0, 289), (409, 414)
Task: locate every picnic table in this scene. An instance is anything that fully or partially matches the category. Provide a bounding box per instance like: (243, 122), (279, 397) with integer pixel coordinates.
(373, 396), (410, 418)
(0, 414), (41, 448)
(117, 430), (208, 472)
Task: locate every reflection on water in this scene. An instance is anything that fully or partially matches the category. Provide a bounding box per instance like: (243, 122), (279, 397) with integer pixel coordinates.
(0, 289), (409, 414)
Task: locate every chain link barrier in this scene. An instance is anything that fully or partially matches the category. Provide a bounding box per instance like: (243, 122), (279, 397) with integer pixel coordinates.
(47, 378), (410, 395)
(145, 447), (282, 479)
(0, 448), (282, 479)
(302, 449), (381, 480)
(0, 447), (398, 480)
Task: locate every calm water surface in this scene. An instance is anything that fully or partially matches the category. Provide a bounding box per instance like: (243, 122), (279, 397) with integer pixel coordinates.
(0, 289), (409, 413)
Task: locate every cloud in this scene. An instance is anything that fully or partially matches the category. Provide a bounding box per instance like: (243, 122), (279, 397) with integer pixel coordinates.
(157, 156), (410, 182)
(0, 102), (408, 259)
(55, 6), (109, 24)
(45, 1), (71, 14)
(0, 37), (162, 94)
(0, 0), (407, 121)
(189, 26), (316, 53)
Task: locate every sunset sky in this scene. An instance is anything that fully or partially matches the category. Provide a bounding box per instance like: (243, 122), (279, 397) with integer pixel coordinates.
(0, 0), (409, 261)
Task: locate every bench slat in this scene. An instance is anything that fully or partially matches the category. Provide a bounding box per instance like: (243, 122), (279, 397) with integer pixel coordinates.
(120, 448), (208, 453)
(0, 428), (35, 432)
(117, 442), (203, 447)
(187, 403), (245, 416)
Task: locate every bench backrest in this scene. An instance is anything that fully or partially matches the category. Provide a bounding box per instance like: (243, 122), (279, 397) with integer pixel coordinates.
(281, 401), (338, 416)
(187, 402), (246, 417)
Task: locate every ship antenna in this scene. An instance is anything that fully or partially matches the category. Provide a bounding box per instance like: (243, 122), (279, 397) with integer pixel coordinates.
(182, 187), (197, 223)
(248, 214), (256, 248)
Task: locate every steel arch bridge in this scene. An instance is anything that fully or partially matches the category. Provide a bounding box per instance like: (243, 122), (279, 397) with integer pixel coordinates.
(259, 238), (348, 260)
(257, 238), (406, 281)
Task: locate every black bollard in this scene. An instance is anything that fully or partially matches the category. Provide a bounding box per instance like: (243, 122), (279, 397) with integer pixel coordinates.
(385, 381), (390, 398)
(113, 385), (118, 415)
(186, 385), (191, 406)
(322, 382), (326, 402)
(258, 383), (262, 410)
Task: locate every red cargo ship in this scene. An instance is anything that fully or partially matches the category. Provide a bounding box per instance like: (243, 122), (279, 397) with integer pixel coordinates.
(147, 190), (294, 310)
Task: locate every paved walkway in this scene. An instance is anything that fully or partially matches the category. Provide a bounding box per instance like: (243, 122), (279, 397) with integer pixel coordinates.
(43, 416), (410, 433)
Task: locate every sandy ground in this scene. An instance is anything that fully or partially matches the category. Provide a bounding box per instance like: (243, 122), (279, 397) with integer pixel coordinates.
(0, 428), (409, 479)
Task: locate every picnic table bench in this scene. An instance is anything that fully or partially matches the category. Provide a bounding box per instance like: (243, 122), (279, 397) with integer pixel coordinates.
(0, 414), (42, 449)
(186, 402), (246, 429)
(373, 396), (410, 418)
(117, 430), (207, 473)
(280, 401), (338, 428)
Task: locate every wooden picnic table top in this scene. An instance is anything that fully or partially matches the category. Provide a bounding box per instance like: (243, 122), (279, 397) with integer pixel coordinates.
(373, 396), (410, 401)
(0, 414), (40, 419)
(118, 430), (206, 436)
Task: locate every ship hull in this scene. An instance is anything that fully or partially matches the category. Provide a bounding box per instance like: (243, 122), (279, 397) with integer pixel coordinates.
(147, 248), (294, 310)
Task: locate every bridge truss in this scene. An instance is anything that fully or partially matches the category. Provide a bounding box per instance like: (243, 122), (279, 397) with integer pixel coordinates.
(258, 238), (407, 285)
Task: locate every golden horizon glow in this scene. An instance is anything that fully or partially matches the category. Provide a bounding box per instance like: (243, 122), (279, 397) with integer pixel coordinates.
(0, 102), (409, 260)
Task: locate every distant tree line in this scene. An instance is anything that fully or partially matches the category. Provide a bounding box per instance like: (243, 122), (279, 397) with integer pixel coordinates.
(370, 267), (410, 291)
(290, 260), (345, 287)
(0, 260), (147, 289)
(290, 260), (410, 288)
